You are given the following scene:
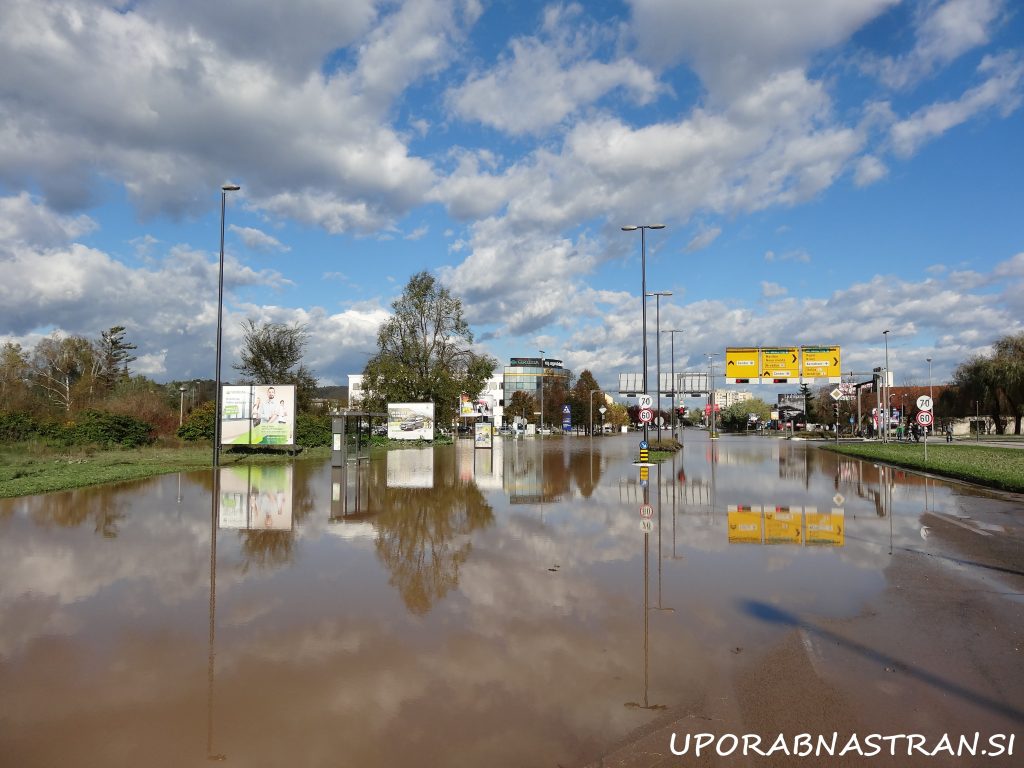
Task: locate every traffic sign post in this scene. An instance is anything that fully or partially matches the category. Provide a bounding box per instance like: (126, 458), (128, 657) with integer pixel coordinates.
(917, 395), (933, 411)
(639, 408), (653, 424)
(640, 503), (654, 518)
(638, 394), (654, 409)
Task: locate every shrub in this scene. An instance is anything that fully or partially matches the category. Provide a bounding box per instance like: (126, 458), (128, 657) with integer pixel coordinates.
(73, 410), (155, 448)
(0, 411), (40, 442)
(295, 413), (332, 447)
(178, 401), (216, 441)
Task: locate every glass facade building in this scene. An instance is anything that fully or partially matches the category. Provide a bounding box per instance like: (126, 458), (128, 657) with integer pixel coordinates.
(502, 357), (571, 402)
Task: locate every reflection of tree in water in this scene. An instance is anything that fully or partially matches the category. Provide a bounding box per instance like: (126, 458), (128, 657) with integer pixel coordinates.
(568, 448), (602, 498)
(23, 483), (134, 538)
(238, 462), (318, 572)
(374, 470), (494, 615)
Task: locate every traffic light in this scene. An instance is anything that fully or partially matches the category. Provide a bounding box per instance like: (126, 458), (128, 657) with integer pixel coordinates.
(833, 404), (839, 420)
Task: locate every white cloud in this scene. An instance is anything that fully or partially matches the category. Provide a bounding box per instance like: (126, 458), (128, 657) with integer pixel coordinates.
(447, 8), (660, 135)
(761, 281), (789, 298)
(0, 193), (96, 246)
(866, 0), (1006, 89)
(853, 155), (889, 187)
(628, 0), (898, 101)
(685, 227), (722, 252)
(229, 225), (290, 253)
(889, 52), (1024, 157)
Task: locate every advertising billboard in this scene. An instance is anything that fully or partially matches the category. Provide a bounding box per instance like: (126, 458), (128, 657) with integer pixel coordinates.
(387, 402), (434, 441)
(221, 385), (295, 446)
(474, 421), (493, 449)
(217, 464), (293, 530)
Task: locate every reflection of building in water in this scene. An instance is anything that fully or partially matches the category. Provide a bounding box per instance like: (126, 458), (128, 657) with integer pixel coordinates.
(726, 505), (844, 546)
(454, 439), (505, 491)
(218, 464), (294, 530)
(500, 440), (567, 504)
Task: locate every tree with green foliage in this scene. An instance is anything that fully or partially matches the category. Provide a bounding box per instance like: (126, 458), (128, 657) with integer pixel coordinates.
(0, 342), (33, 412)
(362, 271), (497, 427)
(797, 383), (816, 423)
(718, 398), (772, 432)
(234, 319), (318, 411)
(569, 369), (604, 434)
(95, 326), (137, 391)
(30, 333), (95, 413)
(506, 390), (535, 422)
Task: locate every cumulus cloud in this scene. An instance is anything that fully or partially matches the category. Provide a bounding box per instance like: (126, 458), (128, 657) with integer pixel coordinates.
(686, 227), (722, 252)
(229, 225), (290, 253)
(447, 5), (660, 135)
(865, 0), (1006, 89)
(889, 52), (1024, 157)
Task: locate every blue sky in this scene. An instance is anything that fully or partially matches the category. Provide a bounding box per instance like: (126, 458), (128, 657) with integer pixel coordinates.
(1, 0), (1022, 398)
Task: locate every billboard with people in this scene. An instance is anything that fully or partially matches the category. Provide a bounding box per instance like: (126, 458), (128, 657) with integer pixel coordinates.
(221, 384), (296, 445)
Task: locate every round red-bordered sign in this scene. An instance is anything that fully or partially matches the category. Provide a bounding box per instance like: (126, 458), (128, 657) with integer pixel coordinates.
(638, 408), (654, 423)
(916, 411), (933, 426)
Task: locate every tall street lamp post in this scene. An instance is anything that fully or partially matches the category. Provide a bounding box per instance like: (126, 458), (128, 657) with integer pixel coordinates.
(663, 329), (682, 437)
(882, 329), (890, 443)
(589, 389), (601, 437)
(646, 291), (672, 442)
(179, 385), (187, 427)
(214, 183), (240, 468)
(538, 349), (545, 435)
(705, 353), (719, 439)
(622, 224), (666, 445)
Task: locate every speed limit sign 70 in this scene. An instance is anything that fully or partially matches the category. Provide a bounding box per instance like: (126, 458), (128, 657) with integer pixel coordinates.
(638, 394), (654, 409)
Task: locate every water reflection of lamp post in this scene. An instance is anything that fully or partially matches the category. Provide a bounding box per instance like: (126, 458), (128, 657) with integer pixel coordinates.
(622, 224), (666, 446)
(207, 472), (226, 761)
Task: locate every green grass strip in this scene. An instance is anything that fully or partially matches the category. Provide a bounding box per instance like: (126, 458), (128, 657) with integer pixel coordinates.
(0, 443), (329, 498)
(821, 442), (1024, 492)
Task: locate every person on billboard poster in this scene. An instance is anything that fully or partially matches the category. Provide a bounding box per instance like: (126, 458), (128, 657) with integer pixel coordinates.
(251, 395), (263, 426)
(275, 398), (289, 424)
(259, 386), (277, 424)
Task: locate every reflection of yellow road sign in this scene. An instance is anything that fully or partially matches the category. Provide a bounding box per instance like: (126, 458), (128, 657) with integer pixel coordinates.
(639, 466), (649, 482)
(800, 346), (841, 380)
(727, 505), (762, 544)
(765, 505), (802, 544)
(725, 347), (759, 382)
(806, 508), (844, 546)
(761, 348), (799, 379)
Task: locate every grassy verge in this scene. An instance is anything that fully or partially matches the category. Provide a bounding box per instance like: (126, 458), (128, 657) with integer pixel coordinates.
(821, 442), (1024, 493)
(0, 442), (330, 498)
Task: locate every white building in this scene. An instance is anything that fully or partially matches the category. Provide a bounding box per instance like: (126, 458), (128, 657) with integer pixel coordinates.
(713, 390), (754, 408)
(347, 374), (366, 407)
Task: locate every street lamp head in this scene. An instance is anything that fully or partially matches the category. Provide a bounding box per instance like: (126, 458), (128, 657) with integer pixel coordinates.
(648, 224), (666, 229)
(882, 329), (890, 335)
(645, 291), (673, 297)
(621, 225), (639, 231)
(221, 183), (241, 192)
(621, 224), (666, 231)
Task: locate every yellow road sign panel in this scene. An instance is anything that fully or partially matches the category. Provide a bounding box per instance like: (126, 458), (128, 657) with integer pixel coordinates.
(725, 347), (759, 381)
(760, 347), (798, 379)
(727, 506), (762, 544)
(800, 346), (841, 379)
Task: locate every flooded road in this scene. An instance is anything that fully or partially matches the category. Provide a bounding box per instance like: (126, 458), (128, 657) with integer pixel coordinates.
(1, 432), (1022, 767)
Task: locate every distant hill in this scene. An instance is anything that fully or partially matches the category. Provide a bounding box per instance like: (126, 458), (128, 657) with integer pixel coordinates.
(315, 385), (348, 401)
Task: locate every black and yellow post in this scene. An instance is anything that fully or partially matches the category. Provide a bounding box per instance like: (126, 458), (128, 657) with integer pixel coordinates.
(639, 447), (649, 463)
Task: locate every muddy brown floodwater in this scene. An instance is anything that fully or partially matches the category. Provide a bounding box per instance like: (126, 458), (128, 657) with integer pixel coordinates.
(1, 431), (1021, 768)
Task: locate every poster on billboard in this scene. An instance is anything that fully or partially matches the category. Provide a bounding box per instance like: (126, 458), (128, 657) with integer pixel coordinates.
(387, 403), (434, 440)
(474, 421), (493, 449)
(221, 384), (295, 446)
(217, 464), (294, 530)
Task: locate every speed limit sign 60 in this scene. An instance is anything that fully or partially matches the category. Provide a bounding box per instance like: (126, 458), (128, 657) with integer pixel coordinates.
(638, 408), (653, 423)
(916, 411), (933, 427)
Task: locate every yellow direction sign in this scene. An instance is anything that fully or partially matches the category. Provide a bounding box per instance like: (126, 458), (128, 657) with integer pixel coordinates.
(725, 347), (759, 382)
(800, 346), (841, 380)
(761, 347), (799, 380)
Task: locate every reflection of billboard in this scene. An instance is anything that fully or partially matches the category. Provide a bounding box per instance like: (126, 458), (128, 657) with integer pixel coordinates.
(386, 447), (435, 488)
(387, 402), (434, 440)
(765, 506), (802, 544)
(726, 505), (844, 547)
(727, 506), (762, 543)
(806, 508), (845, 546)
(221, 385), (295, 445)
(218, 464), (293, 530)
